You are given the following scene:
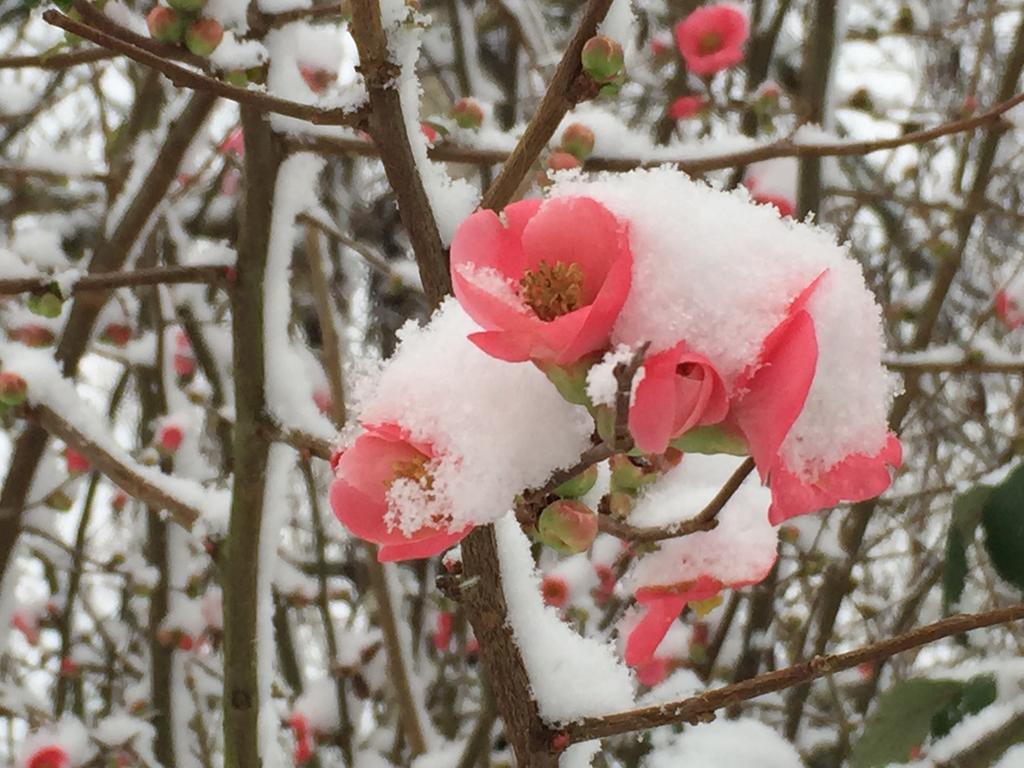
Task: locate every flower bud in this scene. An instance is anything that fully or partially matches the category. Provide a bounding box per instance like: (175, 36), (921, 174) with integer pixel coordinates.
(101, 323), (132, 347)
(224, 69), (249, 87)
(609, 454), (657, 493)
(535, 354), (598, 406)
(11, 325), (55, 347)
(27, 291), (63, 319)
(185, 17), (223, 57)
(146, 6), (185, 43)
(168, 0), (204, 12)
(450, 97), (484, 130)
(553, 464), (598, 499)
(158, 424), (184, 455)
(0, 371), (27, 406)
(560, 123), (595, 161)
(547, 150), (581, 172)
(536, 499), (598, 554)
(581, 35), (625, 83)
(45, 490), (74, 512)
(25, 745), (70, 768)
(59, 656), (79, 677)
(541, 574), (570, 607)
(111, 490), (129, 511)
(299, 63), (336, 94)
(65, 447), (90, 475)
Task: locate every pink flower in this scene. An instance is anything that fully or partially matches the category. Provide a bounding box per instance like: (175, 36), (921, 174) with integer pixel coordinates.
(26, 746), (70, 768)
(668, 95), (707, 120)
(450, 197), (632, 365)
(996, 289), (1024, 330)
(635, 656), (671, 687)
(65, 447), (90, 475)
(674, 4), (748, 76)
(629, 343), (728, 455)
(174, 331), (196, 377)
(298, 63), (336, 94)
(158, 424), (184, 455)
(743, 176), (795, 217)
(729, 273), (901, 523)
(329, 423), (470, 562)
(11, 610), (40, 645)
(624, 575), (724, 667)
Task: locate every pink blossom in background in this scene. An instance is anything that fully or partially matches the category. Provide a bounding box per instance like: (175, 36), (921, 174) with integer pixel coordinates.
(433, 611), (453, 652)
(289, 713), (314, 765)
(25, 746), (70, 768)
(668, 95), (708, 120)
(541, 574), (570, 607)
(329, 423), (470, 561)
(624, 575), (724, 667)
(11, 609), (40, 645)
(634, 656), (671, 687)
(64, 447), (90, 475)
(218, 126), (244, 157)
(629, 342), (728, 454)
(298, 63), (336, 93)
(450, 197), (632, 365)
(173, 331), (196, 377)
(996, 288), (1024, 329)
(675, 4), (748, 76)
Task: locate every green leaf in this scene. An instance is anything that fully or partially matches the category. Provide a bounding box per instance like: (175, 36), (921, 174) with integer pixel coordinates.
(930, 674), (997, 739)
(942, 484), (992, 616)
(851, 678), (964, 768)
(980, 463), (1024, 594)
(670, 426), (748, 456)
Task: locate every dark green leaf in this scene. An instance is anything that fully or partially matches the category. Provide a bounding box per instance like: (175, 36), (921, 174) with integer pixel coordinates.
(981, 464), (1024, 594)
(942, 484), (992, 616)
(851, 678), (964, 768)
(930, 674), (997, 739)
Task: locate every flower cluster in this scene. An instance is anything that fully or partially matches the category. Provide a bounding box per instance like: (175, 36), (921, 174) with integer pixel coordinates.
(328, 167), (899, 670)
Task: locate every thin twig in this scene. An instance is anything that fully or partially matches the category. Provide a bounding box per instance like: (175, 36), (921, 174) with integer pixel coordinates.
(563, 603), (1024, 743)
(0, 265), (229, 296)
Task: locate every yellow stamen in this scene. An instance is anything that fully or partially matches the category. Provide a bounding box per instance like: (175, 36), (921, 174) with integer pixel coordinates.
(519, 260), (585, 321)
(698, 31), (722, 55)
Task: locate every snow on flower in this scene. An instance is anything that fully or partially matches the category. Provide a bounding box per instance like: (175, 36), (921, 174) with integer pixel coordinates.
(550, 168), (900, 523)
(622, 454), (777, 667)
(449, 196), (632, 365)
(331, 301), (592, 559)
(644, 718), (804, 768)
(674, 4), (749, 77)
(743, 157), (798, 218)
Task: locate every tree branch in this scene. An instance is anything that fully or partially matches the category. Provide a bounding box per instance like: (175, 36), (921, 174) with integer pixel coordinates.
(0, 265), (229, 296)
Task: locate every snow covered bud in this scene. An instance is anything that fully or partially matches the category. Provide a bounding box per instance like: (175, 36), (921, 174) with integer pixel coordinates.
(157, 424), (184, 456)
(450, 197), (632, 365)
(25, 746), (70, 768)
(101, 323), (132, 347)
(65, 447), (90, 475)
(450, 98), (484, 130)
(560, 123), (595, 162)
(675, 4), (749, 77)
(299, 63), (336, 94)
(330, 424), (470, 561)
(146, 6), (185, 44)
(668, 95), (708, 121)
(174, 331), (196, 377)
(420, 122), (440, 144)
(0, 371), (27, 406)
(185, 18), (223, 57)
(535, 499), (598, 554)
(553, 464), (598, 498)
(581, 35), (625, 84)
(541, 574), (570, 607)
(27, 290), (63, 319)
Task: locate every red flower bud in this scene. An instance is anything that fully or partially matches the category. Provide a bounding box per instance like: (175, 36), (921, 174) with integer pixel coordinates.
(177, 634), (194, 651)
(536, 499), (598, 554)
(298, 63), (336, 94)
(432, 611), (453, 652)
(59, 656), (79, 677)
(65, 447), (90, 475)
(581, 35), (625, 83)
(0, 371), (27, 406)
(158, 424), (184, 455)
(560, 123), (595, 161)
(102, 323), (132, 347)
(185, 17), (223, 57)
(111, 489), (129, 511)
(450, 98), (484, 130)
(541, 574), (570, 607)
(146, 6), (185, 43)
(26, 745), (70, 768)
(10, 325), (55, 347)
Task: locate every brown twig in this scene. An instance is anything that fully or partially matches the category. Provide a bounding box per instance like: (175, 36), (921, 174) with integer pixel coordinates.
(597, 457), (755, 543)
(0, 46), (114, 70)
(479, 0), (613, 211)
(563, 603), (1024, 742)
(42, 10), (367, 127)
(349, 0), (451, 305)
(0, 265), (229, 296)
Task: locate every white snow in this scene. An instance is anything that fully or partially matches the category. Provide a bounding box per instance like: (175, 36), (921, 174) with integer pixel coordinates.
(643, 719), (804, 767)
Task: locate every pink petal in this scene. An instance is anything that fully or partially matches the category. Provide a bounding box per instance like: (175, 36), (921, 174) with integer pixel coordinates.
(520, 197), (627, 303)
(466, 330), (538, 362)
(378, 528), (471, 562)
(449, 207), (527, 279)
(624, 594), (688, 667)
(553, 253), (632, 364)
(629, 352), (679, 454)
(768, 434), (902, 524)
(333, 434), (425, 499)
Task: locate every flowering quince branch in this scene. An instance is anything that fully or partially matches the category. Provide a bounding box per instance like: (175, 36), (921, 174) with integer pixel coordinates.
(561, 603), (1024, 744)
(596, 456), (755, 543)
(42, 9), (367, 127)
(479, 0), (615, 211)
